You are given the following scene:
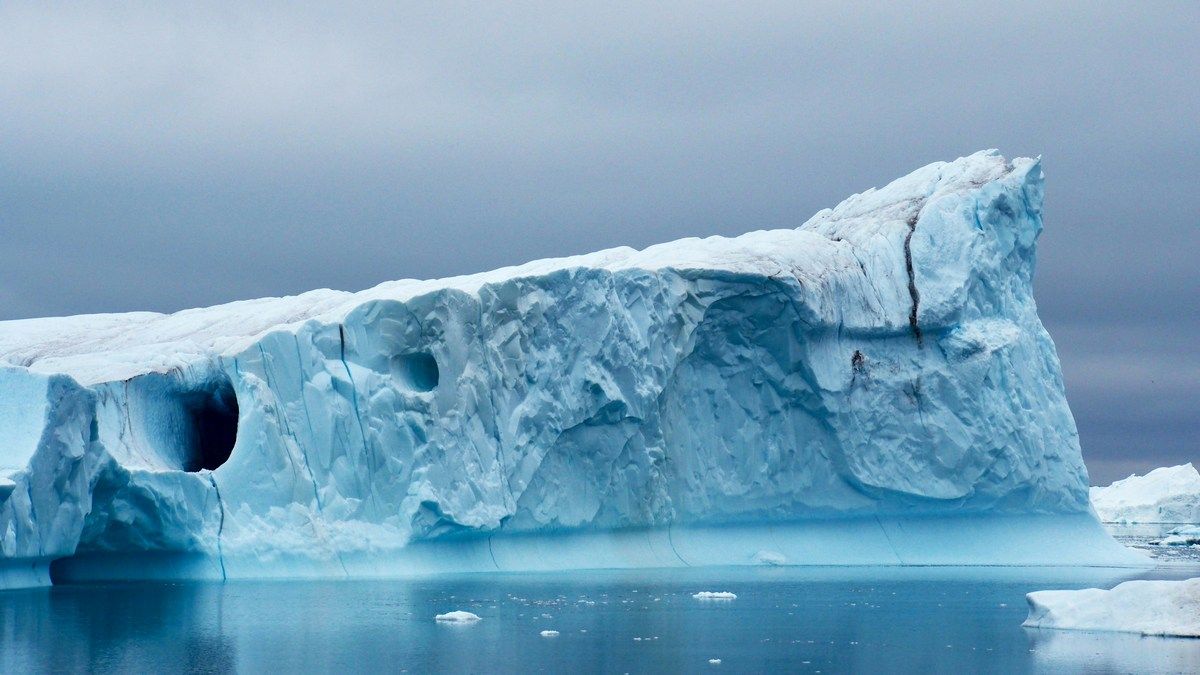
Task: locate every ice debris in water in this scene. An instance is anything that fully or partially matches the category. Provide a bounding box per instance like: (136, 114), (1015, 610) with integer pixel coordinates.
(708, 659), (722, 665)
(540, 630), (560, 638)
(753, 550), (787, 565)
(1153, 525), (1200, 547)
(434, 611), (481, 623)
(693, 591), (737, 600)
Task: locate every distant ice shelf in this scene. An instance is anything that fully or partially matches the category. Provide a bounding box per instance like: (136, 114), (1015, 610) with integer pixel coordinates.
(0, 150), (1147, 590)
(1090, 463), (1200, 524)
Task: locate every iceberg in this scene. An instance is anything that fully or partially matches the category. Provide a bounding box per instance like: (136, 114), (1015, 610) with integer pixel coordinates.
(435, 610), (482, 623)
(0, 150), (1145, 590)
(1090, 464), (1200, 524)
(1023, 578), (1200, 638)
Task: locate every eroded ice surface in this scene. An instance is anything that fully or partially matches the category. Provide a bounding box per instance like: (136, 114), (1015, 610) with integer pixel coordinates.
(1091, 464), (1200, 524)
(0, 150), (1144, 589)
(1024, 578), (1200, 638)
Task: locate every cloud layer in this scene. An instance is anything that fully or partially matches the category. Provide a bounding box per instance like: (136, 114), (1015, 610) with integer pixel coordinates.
(2, 2), (1196, 483)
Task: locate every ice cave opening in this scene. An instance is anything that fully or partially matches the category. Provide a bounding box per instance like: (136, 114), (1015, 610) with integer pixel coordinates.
(179, 379), (239, 472)
(392, 351), (439, 392)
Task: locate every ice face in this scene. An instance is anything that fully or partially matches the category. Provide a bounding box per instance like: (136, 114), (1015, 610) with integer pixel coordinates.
(0, 150), (1145, 589)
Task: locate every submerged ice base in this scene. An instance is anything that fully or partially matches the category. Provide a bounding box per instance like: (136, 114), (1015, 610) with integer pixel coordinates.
(0, 151), (1147, 589)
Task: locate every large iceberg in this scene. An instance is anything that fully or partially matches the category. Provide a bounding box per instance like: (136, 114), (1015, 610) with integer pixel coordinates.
(0, 150), (1144, 589)
(1090, 464), (1200, 524)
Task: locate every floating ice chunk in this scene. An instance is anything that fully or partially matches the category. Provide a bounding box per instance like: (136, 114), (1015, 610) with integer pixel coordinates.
(753, 550), (787, 565)
(1023, 578), (1200, 638)
(708, 659), (722, 665)
(434, 611), (481, 623)
(540, 630), (559, 637)
(693, 591), (737, 600)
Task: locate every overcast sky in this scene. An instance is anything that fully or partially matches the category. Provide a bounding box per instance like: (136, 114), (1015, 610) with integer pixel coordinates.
(2, 2), (1195, 484)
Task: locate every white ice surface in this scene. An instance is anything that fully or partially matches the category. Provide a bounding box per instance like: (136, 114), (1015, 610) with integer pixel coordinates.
(1023, 578), (1200, 638)
(1090, 464), (1200, 524)
(693, 591), (737, 600)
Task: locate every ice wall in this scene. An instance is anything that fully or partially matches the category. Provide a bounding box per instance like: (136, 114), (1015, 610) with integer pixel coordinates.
(0, 151), (1145, 588)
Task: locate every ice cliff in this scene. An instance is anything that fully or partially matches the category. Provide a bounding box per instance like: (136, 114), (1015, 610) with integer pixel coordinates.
(0, 150), (1143, 589)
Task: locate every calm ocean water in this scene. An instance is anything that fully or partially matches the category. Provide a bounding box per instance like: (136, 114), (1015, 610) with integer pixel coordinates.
(2, 555), (1197, 674)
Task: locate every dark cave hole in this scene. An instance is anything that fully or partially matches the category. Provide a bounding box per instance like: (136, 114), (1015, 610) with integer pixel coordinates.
(181, 381), (239, 472)
(393, 351), (440, 392)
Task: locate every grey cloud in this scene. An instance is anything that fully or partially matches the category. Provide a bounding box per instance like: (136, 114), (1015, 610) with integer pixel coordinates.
(1, 1), (1196, 482)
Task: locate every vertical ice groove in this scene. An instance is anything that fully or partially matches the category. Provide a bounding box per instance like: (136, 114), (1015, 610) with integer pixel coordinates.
(337, 324), (378, 513)
(903, 211), (923, 348)
(207, 473), (227, 581)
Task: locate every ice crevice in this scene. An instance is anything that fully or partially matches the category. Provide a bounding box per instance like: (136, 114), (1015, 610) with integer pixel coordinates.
(903, 210), (924, 348)
(207, 473), (227, 581)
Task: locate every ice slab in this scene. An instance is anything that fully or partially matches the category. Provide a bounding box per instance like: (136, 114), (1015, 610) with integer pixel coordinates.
(1024, 578), (1200, 638)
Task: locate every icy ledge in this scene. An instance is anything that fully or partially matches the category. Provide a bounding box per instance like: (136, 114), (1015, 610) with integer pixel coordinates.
(1023, 578), (1200, 638)
(1090, 464), (1200, 524)
(0, 150), (1147, 589)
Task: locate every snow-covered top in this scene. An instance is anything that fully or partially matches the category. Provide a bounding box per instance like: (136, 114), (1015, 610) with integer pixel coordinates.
(1090, 464), (1200, 524)
(1023, 578), (1200, 638)
(0, 150), (1031, 385)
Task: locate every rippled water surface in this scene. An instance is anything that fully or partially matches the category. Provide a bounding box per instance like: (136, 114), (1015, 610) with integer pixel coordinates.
(2, 564), (1197, 673)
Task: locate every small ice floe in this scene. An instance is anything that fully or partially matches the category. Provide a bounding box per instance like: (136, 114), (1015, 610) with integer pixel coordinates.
(1023, 578), (1200, 637)
(434, 611), (481, 623)
(708, 658), (722, 665)
(753, 549), (787, 565)
(540, 630), (560, 637)
(692, 591), (737, 600)
(1152, 525), (1200, 547)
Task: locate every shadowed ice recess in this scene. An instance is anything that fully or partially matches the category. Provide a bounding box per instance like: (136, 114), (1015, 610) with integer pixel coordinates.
(0, 151), (1146, 590)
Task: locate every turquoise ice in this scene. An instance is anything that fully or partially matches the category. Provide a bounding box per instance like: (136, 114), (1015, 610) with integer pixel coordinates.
(0, 151), (1144, 589)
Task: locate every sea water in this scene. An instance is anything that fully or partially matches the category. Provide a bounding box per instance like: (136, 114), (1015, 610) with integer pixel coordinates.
(2, 562), (1197, 673)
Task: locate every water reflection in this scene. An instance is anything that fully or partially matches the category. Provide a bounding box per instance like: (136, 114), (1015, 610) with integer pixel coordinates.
(1028, 627), (1200, 673)
(1, 566), (1195, 673)
(2, 583), (235, 673)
